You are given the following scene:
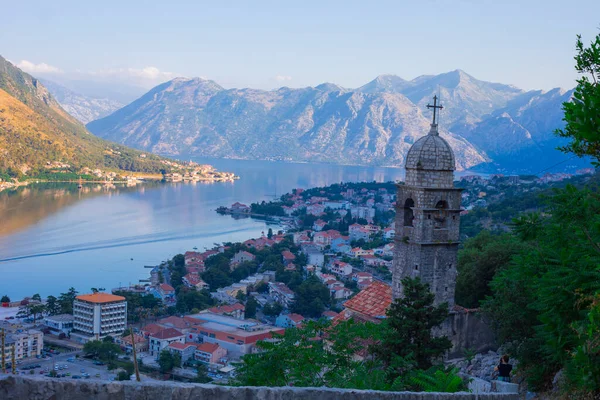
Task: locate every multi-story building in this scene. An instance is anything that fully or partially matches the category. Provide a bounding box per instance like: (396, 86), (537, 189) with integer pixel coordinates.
(43, 314), (74, 335)
(1, 330), (43, 360)
(149, 328), (185, 357)
(71, 292), (127, 343)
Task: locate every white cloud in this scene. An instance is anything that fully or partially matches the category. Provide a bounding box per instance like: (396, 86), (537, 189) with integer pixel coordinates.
(274, 75), (292, 82)
(91, 66), (176, 81)
(17, 60), (63, 74)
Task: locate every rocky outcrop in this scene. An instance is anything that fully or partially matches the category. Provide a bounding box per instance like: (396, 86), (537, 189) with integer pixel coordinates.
(0, 375), (519, 400)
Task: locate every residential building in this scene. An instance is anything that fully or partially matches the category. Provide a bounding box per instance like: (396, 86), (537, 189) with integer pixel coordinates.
(383, 227), (395, 240)
(334, 281), (392, 324)
(71, 292), (127, 343)
(186, 312), (284, 358)
(206, 303), (245, 320)
(330, 260), (353, 277)
(312, 219), (326, 231)
(116, 334), (149, 354)
(1, 330), (43, 360)
(268, 282), (295, 308)
(167, 342), (197, 365)
(352, 272), (374, 289)
(275, 313), (304, 328)
(231, 250), (256, 266)
(230, 202), (250, 213)
(149, 328), (185, 357)
(281, 250), (296, 265)
(43, 314), (74, 334)
(195, 342), (228, 365)
(183, 273), (209, 290)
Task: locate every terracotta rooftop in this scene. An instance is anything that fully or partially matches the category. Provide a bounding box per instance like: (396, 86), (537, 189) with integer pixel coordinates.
(158, 316), (190, 330)
(159, 283), (175, 292)
(150, 328), (184, 340)
(75, 292), (125, 304)
(195, 342), (220, 353)
(208, 303), (245, 314)
(286, 313), (305, 323)
(141, 324), (164, 336)
(168, 342), (196, 350)
(342, 281), (392, 319)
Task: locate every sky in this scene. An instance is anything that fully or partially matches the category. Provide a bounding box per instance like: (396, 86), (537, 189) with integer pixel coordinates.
(2, 0), (599, 94)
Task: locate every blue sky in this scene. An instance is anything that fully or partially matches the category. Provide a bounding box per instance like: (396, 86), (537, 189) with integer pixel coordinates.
(2, 0), (599, 91)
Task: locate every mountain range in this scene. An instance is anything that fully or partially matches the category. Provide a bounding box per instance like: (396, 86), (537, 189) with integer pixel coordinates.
(0, 56), (181, 178)
(45, 69), (585, 173)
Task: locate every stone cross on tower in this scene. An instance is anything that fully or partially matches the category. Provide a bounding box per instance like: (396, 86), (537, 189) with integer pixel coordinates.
(426, 95), (443, 126)
(392, 96), (462, 307)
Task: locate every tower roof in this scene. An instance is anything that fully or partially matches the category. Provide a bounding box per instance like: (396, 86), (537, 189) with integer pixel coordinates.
(405, 125), (455, 171)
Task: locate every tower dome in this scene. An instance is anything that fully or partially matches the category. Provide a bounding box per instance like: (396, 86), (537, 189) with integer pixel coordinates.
(404, 96), (456, 188)
(405, 125), (455, 172)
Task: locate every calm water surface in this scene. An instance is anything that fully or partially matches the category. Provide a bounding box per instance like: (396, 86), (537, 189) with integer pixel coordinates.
(0, 159), (412, 299)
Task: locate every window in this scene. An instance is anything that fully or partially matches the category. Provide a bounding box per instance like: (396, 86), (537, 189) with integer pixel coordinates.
(414, 265), (419, 271)
(403, 198), (415, 227)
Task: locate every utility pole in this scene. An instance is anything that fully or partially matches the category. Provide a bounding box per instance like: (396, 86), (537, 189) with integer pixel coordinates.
(130, 331), (140, 382)
(1, 328), (5, 374)
(11, 344), (16, 374)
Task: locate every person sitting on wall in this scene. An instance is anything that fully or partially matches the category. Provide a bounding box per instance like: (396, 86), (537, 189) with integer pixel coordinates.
(494, 354), (513, 382)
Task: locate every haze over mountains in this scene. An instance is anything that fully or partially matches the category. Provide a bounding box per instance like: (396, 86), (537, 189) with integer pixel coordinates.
(43, 69), (584, 173)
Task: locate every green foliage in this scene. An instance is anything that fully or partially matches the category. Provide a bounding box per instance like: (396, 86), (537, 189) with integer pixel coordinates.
(194, 363), (212, 383)
(400, 367), (468, 393)
(57, 287), (78, 314)
(555, 34), (600, 165)
(375, 277), (451, 380)
(158, 350), (181, 373)
(291, 275), (330, 318)
(0, 295), (9, 303)
(483, 185), (600, 392)
(232, 320), (384, 388)
(112, 290), (162, 322)
(44, 295), (60, 315)
(263, 302), (283, 317)
(245, 296), (258, 319)
(82, 339), (122, 362)
(116, 371), (131, 381)
(175, 288), (215, 314)
(251, 201), (285, 216)
(456, 231), (528, 308)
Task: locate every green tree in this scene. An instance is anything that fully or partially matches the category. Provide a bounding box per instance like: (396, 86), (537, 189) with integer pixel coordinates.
(291, 275), (330, 318)
(0, 295), (10, 303)
(483, 185), (600, 392)
(263, 303), (283, 317)
(555, 33), (600, 165)
(44, 295), (60, 315)
(83, 339), (122, 362)
(116, 370), (131, 381)
(245, 296), (258, 319)
(267, 228), (273, 239)
(232, 320), (384, 388)
(31, 293), (42, 302)
(375, 277), (451, 380)
(158, 350), (181, 373)
(58, 287), (78, 314)
(195, 363), (212, 383)
(455, 231), (527, 308)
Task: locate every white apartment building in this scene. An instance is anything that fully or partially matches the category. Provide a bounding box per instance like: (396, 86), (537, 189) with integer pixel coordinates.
(71, 293), (127, 343)
(1, 330), (43, 360)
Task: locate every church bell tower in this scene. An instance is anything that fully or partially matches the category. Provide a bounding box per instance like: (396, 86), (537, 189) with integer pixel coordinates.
(392, 96), (462, 307)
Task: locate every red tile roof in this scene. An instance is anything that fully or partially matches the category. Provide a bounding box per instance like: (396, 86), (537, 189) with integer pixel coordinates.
(158, 316), (190, 330)
(141, 324), (164, 336)
(159, 283), (175, 292)
(168, 342), (196, 350)
(150, 328), (184, 340)
(342, 281), (392, 319)
(207, 303), (245, 314)
(286, 313), (305, 323)
(76, 293), (125, 304)
(195, 342), (220, 354)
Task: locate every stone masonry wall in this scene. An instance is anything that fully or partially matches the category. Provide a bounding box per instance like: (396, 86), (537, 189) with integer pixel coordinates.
(0, 375), (519, 400)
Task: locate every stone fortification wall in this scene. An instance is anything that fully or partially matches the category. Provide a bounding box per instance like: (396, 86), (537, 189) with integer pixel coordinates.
(0, 375), (520, 400)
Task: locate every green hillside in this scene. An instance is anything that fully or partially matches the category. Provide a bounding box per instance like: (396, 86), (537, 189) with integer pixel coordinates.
(0, 56), (172, 179)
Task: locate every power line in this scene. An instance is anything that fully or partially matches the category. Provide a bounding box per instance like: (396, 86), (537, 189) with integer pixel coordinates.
(534, 154), (580, 176)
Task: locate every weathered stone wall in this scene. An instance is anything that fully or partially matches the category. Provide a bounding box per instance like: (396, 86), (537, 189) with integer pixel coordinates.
(0, 375), (519, 400)
(441, 311), (497, 359)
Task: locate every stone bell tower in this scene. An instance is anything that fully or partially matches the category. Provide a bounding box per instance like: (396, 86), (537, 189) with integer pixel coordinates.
(392, 96), (462, 307)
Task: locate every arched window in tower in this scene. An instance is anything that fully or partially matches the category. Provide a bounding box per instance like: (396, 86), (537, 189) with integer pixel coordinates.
(403, 198), (415, 227)
(433, 200), (448, 229)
